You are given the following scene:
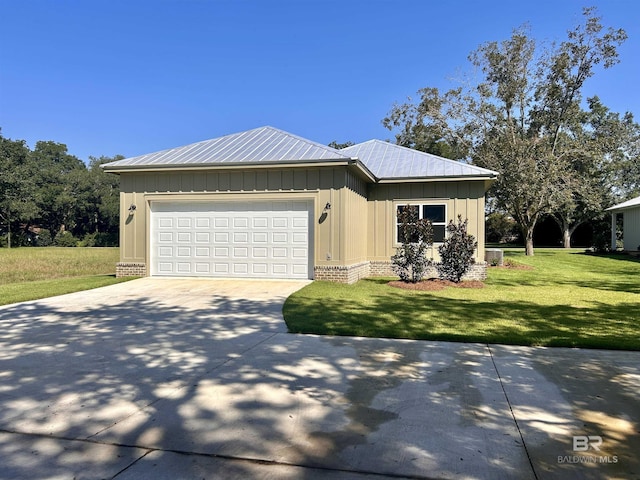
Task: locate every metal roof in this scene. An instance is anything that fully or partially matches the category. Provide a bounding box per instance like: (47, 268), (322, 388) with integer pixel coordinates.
(102, 127), (498, 182)
(103, 126), (352, 170)
(606, 195), (640, 212)
(340, 140), (498, 180)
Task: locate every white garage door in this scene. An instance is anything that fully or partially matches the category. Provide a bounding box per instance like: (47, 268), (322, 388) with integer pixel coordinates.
(150, 200), (311, 279)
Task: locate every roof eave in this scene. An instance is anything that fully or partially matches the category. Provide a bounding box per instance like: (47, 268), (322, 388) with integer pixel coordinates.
(377, 174), (498, 183)
(606, 205), (640, 213)
(102, 158), (355, 173)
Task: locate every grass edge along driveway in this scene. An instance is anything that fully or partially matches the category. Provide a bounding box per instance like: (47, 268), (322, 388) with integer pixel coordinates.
(0, 247), (133, 306)
(283, 250), (640, 351)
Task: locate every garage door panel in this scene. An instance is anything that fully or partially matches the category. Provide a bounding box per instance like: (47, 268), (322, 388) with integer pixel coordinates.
(272, 264), (287, 274)
(214, 232), (229, 243)
(233, 232), (248, 243)
(158, 262), (173, 273)
(253, 247), (268, 258)
(215, 264), (229, 274)
(233, 263), (249, 274)
(176, 232), (191, 243)
(233, 247), (248, 258)
(292, 217), (307, 228)
(292, 264), (307, 275)
(253, 232), (268, 243)
(176, 263), (191, 273)
(292, 232), (306, 243)
(292, 248), (307, 258)
(159, 218), (173, 228)
(195, 232), (210, 243)
(273, 247), (287, 258)
(272, 218), (288, 228)
(234, 217), (249, 228)
(151, 200), (310, 279)
(252, 264), (268, 274)
(158, 232), (173, 243)
(253, 217), (268, 228)
(272, 233), (288, 243)
(195, 263), (210, 273)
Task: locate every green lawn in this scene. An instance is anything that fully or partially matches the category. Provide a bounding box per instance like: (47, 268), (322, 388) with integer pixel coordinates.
(0, 247), (133, 305)
(283, 249), (640, 350)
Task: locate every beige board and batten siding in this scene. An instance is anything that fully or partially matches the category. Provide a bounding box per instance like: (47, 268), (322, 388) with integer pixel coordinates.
(367, 180), (487, 263)
(117, 166), (366, 276)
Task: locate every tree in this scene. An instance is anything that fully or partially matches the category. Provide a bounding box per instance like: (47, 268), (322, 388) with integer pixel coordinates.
(87, 155), (122, 240)
(0, 132), (38, 247)
(384, 8), (627, 255)
(391, 206), (434, 283)
(383, 87), (467, 160)
(550, 97), (638, 247)
(328, 140), (355, 149)
(31, 141), (87, 238)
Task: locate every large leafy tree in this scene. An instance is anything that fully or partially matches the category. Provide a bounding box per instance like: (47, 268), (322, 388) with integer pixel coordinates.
(87, 155), (122, 237)
(31, 141), (88, 237)
(551, 97), (640, 247)
(0, 132), (38, 247)
(384, 8), (627, 255)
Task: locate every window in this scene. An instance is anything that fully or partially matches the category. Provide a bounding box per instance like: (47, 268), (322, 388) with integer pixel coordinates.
(396, 204), (446, 243)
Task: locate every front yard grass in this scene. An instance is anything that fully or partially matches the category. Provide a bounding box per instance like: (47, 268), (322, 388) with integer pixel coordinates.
(283, 249), (640, 350)
(0, 247), (133, 305)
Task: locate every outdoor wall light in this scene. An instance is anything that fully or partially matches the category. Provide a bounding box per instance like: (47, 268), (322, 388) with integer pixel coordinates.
(128, 204), (137, 214)
(324, 202), (331, 211)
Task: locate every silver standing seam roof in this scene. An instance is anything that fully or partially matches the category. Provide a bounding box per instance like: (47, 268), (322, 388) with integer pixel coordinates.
(102, 126), (498, 182)
(340, 140), (498, 180)
(606, 195), (640, 212)
(102, 126), (353, 169)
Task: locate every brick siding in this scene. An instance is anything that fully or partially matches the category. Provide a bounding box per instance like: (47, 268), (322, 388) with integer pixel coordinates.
(116, 262), (147, 277)
(314, 260), (487, 284)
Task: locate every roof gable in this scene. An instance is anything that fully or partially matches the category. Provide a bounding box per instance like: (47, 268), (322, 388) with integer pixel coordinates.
(103, 126), (351, 169)
(340, 140), (498, 180)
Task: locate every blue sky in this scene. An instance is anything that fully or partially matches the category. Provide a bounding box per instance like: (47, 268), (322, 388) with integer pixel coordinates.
(1, 0), (639, 162)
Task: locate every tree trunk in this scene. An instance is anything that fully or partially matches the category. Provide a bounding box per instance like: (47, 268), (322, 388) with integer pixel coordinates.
(562, 227), (571, 248)
(7, 208), (10, 249)
(525, 227), (535, 256)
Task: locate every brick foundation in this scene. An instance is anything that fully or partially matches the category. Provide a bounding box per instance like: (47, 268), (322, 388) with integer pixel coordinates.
(313, 262), (370, 284)
(314, 260), (487, 284)
(116, 262), (147, 277)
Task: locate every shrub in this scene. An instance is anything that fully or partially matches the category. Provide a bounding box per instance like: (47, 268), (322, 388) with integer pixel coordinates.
(437, 216), (477, 283)
(486, 212), (519, 244)
(79, 232), (118, 247)
(54, 231), (78, 247)
(391, 205), (434, 283)
(34, 229), (53, 247)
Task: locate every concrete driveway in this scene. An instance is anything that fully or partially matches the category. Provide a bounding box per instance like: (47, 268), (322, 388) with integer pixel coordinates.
(0, 278), (638, 479)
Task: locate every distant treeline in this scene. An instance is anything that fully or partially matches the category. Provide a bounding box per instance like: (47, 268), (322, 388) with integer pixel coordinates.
(1, 130), (121, 247)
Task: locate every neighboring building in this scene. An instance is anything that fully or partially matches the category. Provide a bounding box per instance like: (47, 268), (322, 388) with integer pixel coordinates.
(103, 126), (497, 283)
(606, 195), (640, 251)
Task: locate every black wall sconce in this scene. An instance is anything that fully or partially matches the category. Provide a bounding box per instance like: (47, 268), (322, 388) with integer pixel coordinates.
(128, 204), (137, 215)
(319, 202), (331, 224)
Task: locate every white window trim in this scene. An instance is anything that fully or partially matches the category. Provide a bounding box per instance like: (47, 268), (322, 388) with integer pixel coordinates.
(395, 202), (447, 245)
